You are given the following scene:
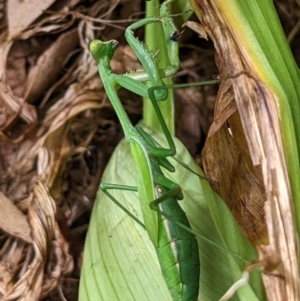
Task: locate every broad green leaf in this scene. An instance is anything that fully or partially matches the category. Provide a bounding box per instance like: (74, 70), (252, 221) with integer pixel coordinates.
(79, 137), (172, 301)
(79, 127), (265, 301)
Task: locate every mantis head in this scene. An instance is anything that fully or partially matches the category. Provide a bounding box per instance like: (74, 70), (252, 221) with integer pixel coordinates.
(89, 39), (119, 64)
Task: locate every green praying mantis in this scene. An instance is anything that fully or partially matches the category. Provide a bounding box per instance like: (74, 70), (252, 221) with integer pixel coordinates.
(79, 1), (265, 300)
(89, 1), (200, 300)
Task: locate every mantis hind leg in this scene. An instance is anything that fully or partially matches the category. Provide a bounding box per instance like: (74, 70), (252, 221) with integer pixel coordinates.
(150, 175), (184, 211)
(100, 183), (145, 228)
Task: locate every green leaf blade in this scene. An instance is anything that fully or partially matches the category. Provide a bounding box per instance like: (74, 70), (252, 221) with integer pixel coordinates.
(79, 127), (265, 301)
(79, 138), (172, 301)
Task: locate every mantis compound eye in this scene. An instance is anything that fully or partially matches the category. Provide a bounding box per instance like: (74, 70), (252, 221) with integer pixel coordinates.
(89, 40), (104, 53)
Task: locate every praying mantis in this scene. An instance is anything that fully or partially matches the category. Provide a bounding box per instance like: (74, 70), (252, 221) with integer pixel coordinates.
(79, 1), (265, 300)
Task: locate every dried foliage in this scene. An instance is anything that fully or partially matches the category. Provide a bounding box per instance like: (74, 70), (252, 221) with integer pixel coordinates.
(0, 0), (141, 300)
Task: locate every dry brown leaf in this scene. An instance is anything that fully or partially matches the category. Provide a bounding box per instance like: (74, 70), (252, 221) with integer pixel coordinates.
(6, 42), (27, 98)
(7, 0), (56, 37)
(203, 111), (267, 245)
(24, 29), (79, 104)
(0, 41), (38, 142)
(184, 21), (208, 40)
(0, 179), (73, 300)
(0, 191), (32, 243)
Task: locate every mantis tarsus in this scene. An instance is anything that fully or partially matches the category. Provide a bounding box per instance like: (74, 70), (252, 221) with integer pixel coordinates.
(79, 1), (262, 300)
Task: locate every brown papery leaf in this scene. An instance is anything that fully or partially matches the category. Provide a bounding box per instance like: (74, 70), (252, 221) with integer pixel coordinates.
(7, 0), (56, 37)
(24, 29), (79, 104)
(190, 0), (299, 300)
(184, 21), (208, 40)
(0, 1), (139, 299)
(0, 192), (32, 243)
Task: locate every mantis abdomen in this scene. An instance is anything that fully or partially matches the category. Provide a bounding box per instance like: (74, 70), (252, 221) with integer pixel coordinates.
(157, 189), (200, 301)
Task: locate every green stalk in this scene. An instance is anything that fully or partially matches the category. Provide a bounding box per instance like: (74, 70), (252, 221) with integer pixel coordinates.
(144, 0), (175, 135)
